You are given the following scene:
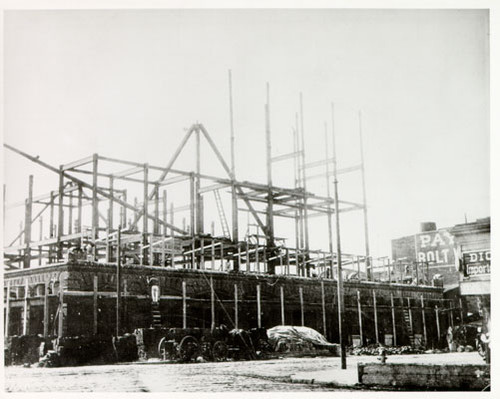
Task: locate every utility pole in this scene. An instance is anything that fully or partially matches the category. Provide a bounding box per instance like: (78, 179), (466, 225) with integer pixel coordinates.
(116, 225), (122, 337)
(332, 103), (346, 369)
(265, 83), (275, 274)
(229, 70), (239, 271)
(359, 111), (371, 280)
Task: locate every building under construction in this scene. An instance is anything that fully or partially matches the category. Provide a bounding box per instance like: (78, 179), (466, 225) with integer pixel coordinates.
(3, 84), (455, 350)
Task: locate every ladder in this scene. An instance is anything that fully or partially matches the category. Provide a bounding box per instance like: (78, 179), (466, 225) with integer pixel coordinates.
(402, 308), (415, 346)
(151, 302), (162, 328)
(213, 190), (231, 239)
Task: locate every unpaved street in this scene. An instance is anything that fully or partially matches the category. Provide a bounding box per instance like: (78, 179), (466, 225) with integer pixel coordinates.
(5, 356), (343, 392)
(4, 352), (484, 392)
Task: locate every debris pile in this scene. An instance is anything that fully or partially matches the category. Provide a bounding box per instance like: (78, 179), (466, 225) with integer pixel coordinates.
(349, 345), (425, 356)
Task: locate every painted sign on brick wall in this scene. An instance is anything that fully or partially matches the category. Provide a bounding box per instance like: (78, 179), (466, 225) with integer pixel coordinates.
(463, 250), (491, 276)
(415, 229), (459, 266)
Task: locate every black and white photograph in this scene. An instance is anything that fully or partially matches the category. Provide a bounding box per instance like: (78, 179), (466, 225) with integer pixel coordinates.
(1, 0), (495, 393)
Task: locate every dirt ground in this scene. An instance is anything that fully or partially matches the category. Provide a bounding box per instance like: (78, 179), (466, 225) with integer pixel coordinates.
(4, 351), (486, 392)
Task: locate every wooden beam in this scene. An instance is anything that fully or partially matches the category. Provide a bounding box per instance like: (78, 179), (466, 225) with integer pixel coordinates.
(234, 283), (239, 329)
(391, 293), (397, 346)
(210, 276), (215, 330)
(299, 286), (304, 326)
(5, 282), (10, 337)
(182, 280), (187, 328)
(43, 281), (49, 337)
(93, 275), (98, 335)
(257, 283), (261, 328)
(3, 144), (187, 235)
(92, 154), (99, 249)
(373, 290), (379, 344)
(321, 280), (327, 337)
(23, 175), (33, 268)
(61, 155), (94, 171)
(421, 295), (427, 346)
(357, 290), (364, 346)
(280, 286), (285, 325)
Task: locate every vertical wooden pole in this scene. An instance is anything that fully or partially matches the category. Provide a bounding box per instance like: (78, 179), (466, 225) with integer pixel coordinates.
(324, 123), (334, 280)
(210, 276), (215, 330)
(299, 286), (304, 326)
(182, 280), (187, 329)
(38, 216), (43, 266)
(123, 279), (128, 332)
(170, 202), (175, 267)
(391, 293), (397, 346)
(122, 190), (127, 228)
(228, 71), (239, 259)
(92, 154), (99, 253)
(57, 169), (64, 260)
(153, 184), (159, 235)
(332, 102), (346, 368)
(373, 290), (379, 344)
(49, 191), (55, 238)
(43, 281), (49, 337)
(257, 284), (262, 328)
(246, 238), (250, 272)
(435, 305), (440, 343)
(265, 83), (274, 274)
(280, 285), (285, 325)
(300, 93), (310, 271)
(23, 279), (29, 335)
(143, 164), (149, 265)
(407, 297), (414, 336)
(195, 128), (203, 235)
(116, 227), (121, 337)
(211, 239), (215, 270)
(220, 241), (224, 271)
(107, 177), (113, 232)
(459, 298), (464, 324)
(234, 283), (239, 329)
(255, 238), (260, 273)
(200, 237), (205, 270)
(357, 290), (364, 346)
(68, 191), (73, 235)
(189, 173), (195, 268)
(321, 280), (327, 337)
(5, 281), (10, 337)
(77, 185), (83, 233)
(93, 275), (98, 335)
(421, 295), (428, 347)
(149, 233), (154, 266)
(237, 243), (242, 272)
(58, 276), (65, 337)
(286, 248), (290, 276)
(162, 191), (167, 266)
(358, 111), (371, 280)
(357, 256), (361, 280)
(293, 117), (301, 276)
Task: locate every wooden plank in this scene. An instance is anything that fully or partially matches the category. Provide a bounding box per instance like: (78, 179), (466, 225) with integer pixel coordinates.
(93, 275), (98, 335)
(234, 283), (239, 329)
(257, 284), (261, 328)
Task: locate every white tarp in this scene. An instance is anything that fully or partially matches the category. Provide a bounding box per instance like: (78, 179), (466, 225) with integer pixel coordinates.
(267, 325), (336, 352)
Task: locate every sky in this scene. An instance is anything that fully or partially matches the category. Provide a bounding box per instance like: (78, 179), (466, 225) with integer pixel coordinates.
(2, 8), (490, 259)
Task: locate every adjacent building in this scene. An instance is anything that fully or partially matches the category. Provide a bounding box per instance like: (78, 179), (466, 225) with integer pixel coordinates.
(391, 217), (490, 320)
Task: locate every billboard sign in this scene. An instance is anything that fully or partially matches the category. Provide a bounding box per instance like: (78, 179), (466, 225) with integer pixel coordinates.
(415, 229), (458, 266)
(463, 250), (491, 276)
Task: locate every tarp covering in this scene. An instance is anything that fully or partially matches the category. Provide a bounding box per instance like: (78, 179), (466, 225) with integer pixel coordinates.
(267, 325), (337, 352)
